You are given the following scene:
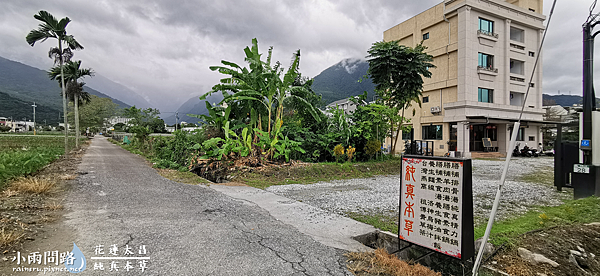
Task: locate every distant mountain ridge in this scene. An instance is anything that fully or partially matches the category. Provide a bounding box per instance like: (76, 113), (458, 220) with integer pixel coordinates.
(0, 56), (131, 124)
(84, 74), (152, 109)
(542, 94), (600, 107)
(163, 93), (224, 125)
(311, 58), (376, 105)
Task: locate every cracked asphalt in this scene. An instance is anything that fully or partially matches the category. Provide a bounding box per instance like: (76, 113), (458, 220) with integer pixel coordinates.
(38, 136), (353, 275)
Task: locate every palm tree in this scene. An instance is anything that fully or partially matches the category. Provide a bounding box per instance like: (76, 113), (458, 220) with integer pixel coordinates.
(26, 10), (84, 154)
(49, 60), (94, 147)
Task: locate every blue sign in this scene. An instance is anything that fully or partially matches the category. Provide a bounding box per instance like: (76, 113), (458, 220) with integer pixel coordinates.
(581, 140), (591, 147)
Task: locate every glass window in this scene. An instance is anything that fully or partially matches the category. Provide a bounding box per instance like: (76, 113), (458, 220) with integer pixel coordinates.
(422, 125), (443, 140)
(478, 18), (494, 34)
(478, 53), (494, 69)
(510, 128), (525, 141)
(478, 88), (493, 103)
(510, 59), (524, 75)
(402, 129), (413, 140)
(423, 33), (429, 40)
(423, 96), (429, 103)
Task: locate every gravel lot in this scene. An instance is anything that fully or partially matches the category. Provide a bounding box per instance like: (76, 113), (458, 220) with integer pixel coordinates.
(266, 157), (573, 226)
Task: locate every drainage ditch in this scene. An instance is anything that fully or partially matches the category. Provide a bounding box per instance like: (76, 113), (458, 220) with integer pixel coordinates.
(353, 231), (506, 276)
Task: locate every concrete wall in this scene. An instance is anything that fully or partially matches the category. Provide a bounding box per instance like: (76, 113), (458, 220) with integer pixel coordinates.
(384, 0), (545, 156)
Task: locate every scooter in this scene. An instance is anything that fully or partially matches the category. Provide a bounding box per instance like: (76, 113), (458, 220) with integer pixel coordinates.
(520, 144), (533, 157)
(512, 143), (521, 157)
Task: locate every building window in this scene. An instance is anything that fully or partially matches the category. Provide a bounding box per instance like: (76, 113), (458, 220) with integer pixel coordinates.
(529, 51), (535, 57)
(402, 129), (412, 140)
(510, 128), (525, 141)
(510, 59), (525, 75)
(529, 83), (535, 87)
(478, 88), (493, 103)
(423, 33), (429, 40)
(478, 53), (494, 70)
(478, 18), (494, 35)
(510, 92), (524, 106)
(529, 136), (535, 141)
(423, 96), (429, 103)
(422, 125), (443, 140)
(510, 27), (525, 43)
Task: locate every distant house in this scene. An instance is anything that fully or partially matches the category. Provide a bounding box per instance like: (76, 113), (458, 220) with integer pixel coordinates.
(325, 98), (359, 115)
(108, 116), (133, 126)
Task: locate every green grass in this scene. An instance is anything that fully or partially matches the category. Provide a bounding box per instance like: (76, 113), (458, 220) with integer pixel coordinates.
(237, 159), (402, 189)
(0, 136), (80, 189)
(518, 168), (554, 186)
(347, 212), (398, 234)
(474, 196), (600, 246)
(0, 131), (71, 136)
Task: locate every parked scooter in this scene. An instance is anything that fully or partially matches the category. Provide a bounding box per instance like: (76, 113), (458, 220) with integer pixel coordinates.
(520, 143), (533, 157)
(512, 143), (521, 157)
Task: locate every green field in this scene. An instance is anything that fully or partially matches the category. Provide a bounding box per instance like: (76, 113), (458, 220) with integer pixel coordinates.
(0, 135), (78, 189)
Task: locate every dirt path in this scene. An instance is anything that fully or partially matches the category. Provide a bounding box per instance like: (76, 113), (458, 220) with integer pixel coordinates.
(2, 136), (352, 276)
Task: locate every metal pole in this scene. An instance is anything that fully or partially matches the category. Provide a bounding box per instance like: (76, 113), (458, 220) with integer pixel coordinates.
(472, 122), (520, 274)
(583, 22), (596, 165)
(32, 102), (37, 135)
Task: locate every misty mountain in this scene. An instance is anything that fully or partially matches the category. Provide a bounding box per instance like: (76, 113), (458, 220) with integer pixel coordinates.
(162, 93), (224, 125)
(84, 74), (152, 109)
(311, 58), (376, 105)
(0, 56), (131, 124)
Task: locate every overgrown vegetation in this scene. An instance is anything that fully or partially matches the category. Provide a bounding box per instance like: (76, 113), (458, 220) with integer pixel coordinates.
(235, 158), (401, 189)
(114, 38), (434, 182)
(0, 136), (79, 189)
(475, 196), (600, 246)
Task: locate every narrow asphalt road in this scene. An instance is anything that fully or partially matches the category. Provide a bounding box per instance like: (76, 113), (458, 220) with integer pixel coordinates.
(42, 136), (357, 275)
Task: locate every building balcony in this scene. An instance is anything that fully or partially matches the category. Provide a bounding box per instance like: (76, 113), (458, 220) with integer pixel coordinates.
(477, 30), (499, 39)
(477, 66), (498, 74)
(509, 43), (526, 54)
(510, 76), (525, 82)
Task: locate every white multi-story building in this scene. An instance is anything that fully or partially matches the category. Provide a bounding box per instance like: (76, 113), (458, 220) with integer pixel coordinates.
(384, 0), (545, 157)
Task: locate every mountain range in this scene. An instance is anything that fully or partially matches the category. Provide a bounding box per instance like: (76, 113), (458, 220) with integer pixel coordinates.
(542, 94), (600, 107)
(311, 58), (376, 105)
(2, 54), (597, 126)
(162, 58), (376, 124)
(0, 56), (132, 125)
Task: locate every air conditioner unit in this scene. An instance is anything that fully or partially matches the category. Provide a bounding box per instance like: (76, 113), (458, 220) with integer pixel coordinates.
(431, 106), (442, 113)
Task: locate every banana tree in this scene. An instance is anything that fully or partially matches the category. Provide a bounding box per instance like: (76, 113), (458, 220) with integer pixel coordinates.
(27, 10), (84, 153)
(201, 38), (320, 159)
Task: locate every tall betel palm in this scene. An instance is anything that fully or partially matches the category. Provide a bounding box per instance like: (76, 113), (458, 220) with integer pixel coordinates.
(26, 10), (84, 154)
(49, 60), (94, 147)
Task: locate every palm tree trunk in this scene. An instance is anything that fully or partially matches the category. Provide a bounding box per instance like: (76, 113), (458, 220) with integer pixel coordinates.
(59, 40), (68, 155)
(75, 95), (79, 148)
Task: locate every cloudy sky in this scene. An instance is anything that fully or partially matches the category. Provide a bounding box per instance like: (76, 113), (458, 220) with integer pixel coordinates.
(0, 0), (596, 112)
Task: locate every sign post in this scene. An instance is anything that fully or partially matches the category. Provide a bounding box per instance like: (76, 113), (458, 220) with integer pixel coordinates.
(399, 155), (474, 262)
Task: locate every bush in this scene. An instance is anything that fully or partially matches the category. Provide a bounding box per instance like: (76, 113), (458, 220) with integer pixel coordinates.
(333, 144), (345, 163)
(364, 140), (381, 160)
(347, 146), (356, 162)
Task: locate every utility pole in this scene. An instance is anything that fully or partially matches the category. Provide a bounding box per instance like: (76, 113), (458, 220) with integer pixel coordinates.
(32, 102), (37, 135)
(175, 112), (179, 132)
(583, 19), (598, 165)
